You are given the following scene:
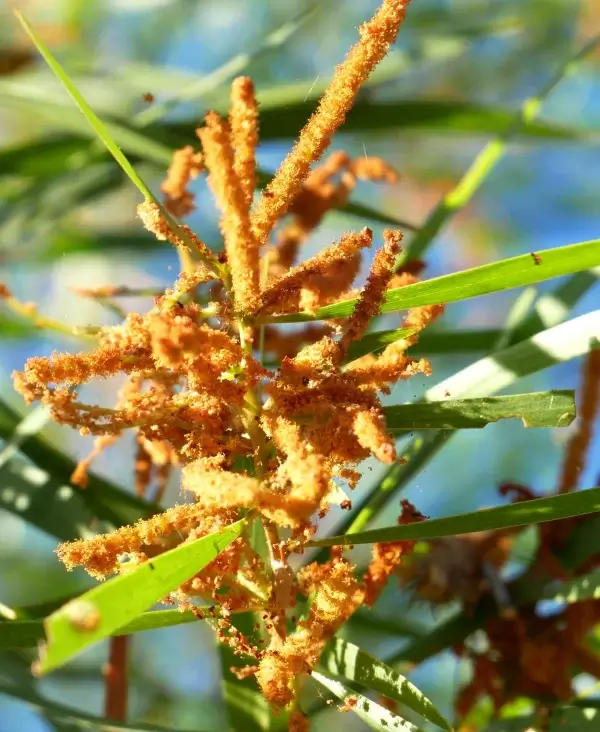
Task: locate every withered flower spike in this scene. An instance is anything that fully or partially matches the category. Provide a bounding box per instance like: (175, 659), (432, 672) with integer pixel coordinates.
(250, 0), (412, 248)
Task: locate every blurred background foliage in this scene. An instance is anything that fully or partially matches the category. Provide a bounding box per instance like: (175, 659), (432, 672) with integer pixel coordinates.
(0, 0), (599, 730)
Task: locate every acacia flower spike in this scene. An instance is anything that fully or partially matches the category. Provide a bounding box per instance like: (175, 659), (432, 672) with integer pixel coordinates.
(250, 0), (411, 248)
(229, 76), (259, 211)
(11, 1), (437, 724)
(197, 112), (261, 314)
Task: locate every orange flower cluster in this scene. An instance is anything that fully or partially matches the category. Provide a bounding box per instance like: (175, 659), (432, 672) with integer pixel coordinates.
(13, 1), (428, 725)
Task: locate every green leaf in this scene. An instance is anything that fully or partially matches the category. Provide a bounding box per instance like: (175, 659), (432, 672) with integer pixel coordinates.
(410, 267), (600, 356)
(308, 487), (600, 547)
(543, 569), (600, 605)
(0, 314), (38, 339)
(383, 391), (575, 431)
(1, 605), (264, 651)
(200, 99), (592, 143)
(0, 620), (45, 650)
(346, 327), (417, 362)
(348, 609), (425, 640)
(422, 311), (600, 400)
(0, 681), (210, 732)
(0, 399), (156, 541)
(41, 229), (167, 261)
(222, 681), (275, 732)
(13, 12), (211, 267)
(0, 405), (52, 472)
(311, 670), (425, 732)
(38, 518), (245, 673)
(13, 12), (157, 200)
(257, 240), (600, 323)
(319, 638), (451, 731)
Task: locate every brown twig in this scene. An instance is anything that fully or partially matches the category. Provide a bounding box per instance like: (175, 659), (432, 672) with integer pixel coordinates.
(103, 635), (129, 721)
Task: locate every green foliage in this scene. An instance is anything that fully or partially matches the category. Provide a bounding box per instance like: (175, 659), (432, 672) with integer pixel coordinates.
(308, 487), (600, 547)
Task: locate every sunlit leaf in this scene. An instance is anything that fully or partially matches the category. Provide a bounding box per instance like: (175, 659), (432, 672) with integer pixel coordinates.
(383, 391), (574, 432)
(320, 638), (451, 730)
(308, 487), (600, 547)
(38, 519), (245, 673)
(346, 327), (417, 362)
(257, 240), (600, 323)
(311, 670), (425, 732)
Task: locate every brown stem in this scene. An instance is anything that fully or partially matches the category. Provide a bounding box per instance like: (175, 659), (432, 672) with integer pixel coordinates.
(103, 635), (129, 721)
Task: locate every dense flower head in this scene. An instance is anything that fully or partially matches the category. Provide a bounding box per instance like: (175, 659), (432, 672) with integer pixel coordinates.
(10, 2), (443, 726)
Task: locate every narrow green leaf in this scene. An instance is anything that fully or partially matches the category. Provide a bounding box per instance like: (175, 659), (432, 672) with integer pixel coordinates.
(257, 240), (600, 323)
(348, 609), (425, 639)
(222, 681), (274, 732)
(320, 638), (451, 731)
(0, 314), (38, 339)
(308, 487), (600, 547)
(13, 12), (214, 268)
(383, 391), (575, 431)
(0, 94), (173, 167)
(543, 569), (600, 605)
(0, 399), (156, 541)
(311, 670), (425, 732)
(346, 327), (417, 363)
(38, 519), (245, 673)
(411, 328), (502, 354)
(410, 267), (600, 356)
(0, 620), (45, 650)
(0, 405), (51, 471)
(225, 99), (592, 143)
(0, 681), (210, 732)
(423, 311), (600, 400)
(0, 606), (257, 651)
(340, 201), (418, 232)
(10, 17), (157, 199)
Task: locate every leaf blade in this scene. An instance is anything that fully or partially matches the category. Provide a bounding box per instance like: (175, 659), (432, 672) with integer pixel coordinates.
(383, 391), (575, 431)
(257, 240), (600, 323)
(38, 519), (245, 673)
(308, 487), (600, 547)
(320, 638), (451, 730)
(311, 670), (425, 732)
